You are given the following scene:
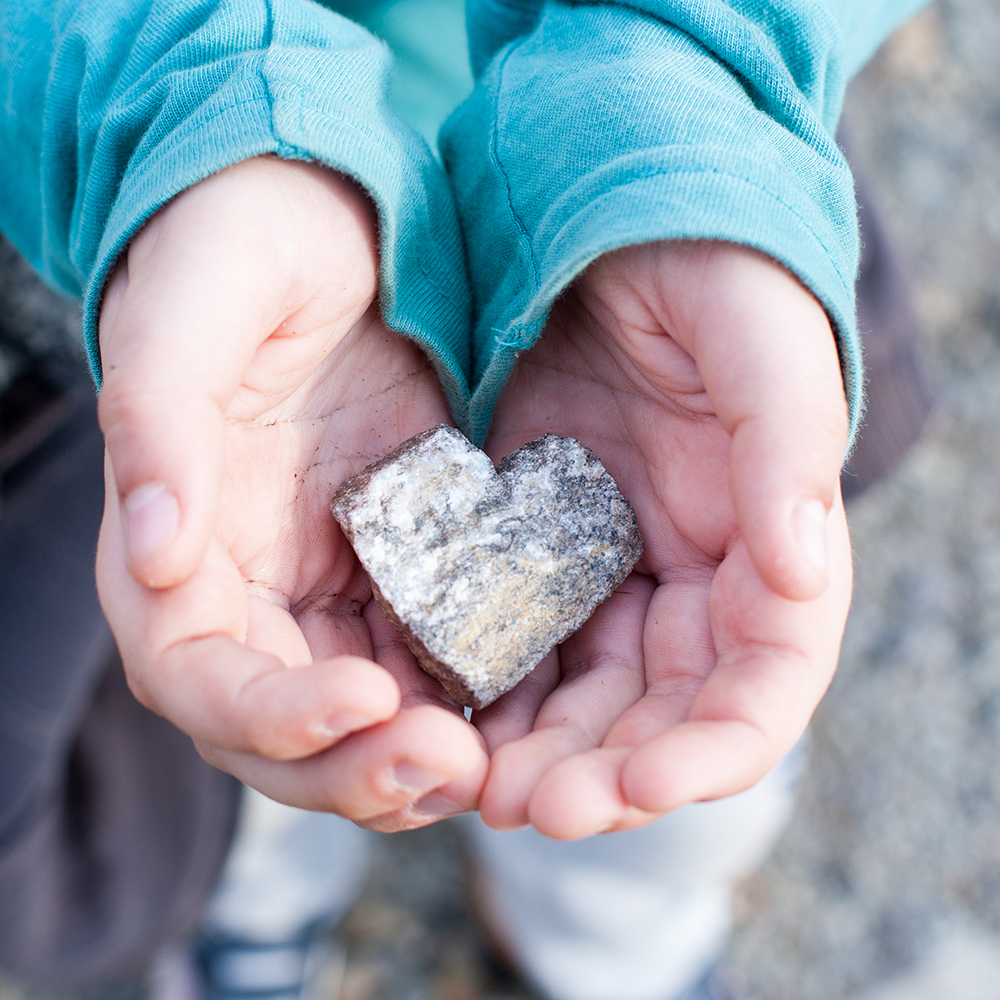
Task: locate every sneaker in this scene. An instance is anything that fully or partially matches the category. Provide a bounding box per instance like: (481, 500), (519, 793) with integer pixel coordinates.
(194, 926), (345, 1000)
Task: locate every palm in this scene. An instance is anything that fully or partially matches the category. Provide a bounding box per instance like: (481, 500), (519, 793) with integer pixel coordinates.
(475, 241), (853, 839)
(96, 158), (486, 830)
(218, 307), (451, 672)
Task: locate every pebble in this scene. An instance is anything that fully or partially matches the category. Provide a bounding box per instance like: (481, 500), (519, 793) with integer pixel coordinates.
(331, 425), (643, 708)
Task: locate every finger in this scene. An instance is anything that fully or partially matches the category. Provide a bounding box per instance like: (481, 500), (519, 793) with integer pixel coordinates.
(525, 746), (662, 840)
(685, 243), (849, 601)
(597, 574), (716, 748)
(477, 576), (652, 829)
(359, 603), (493, 831)
(98, 158), (378, 589)
(480, 726), (594, 831)
(511, 572), (713, 835)
(203, 704), (488, 824)
(621, 497), (852, 812)
(97, 449), (248, 657)
(363, 599), (465, 712)
(356, 597), (494, 828)
(98, 464), (399, 760)
(98, 216), (273, 589)
(526, 747), (663, 839)
(159, 638), (401, 759)
(472, 648), (561, 752)
(102, 537), (400, 764)
(361, 754), (491, 833)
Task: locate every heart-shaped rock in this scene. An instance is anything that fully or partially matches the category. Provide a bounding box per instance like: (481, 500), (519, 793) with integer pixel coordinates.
(331, 425), (643, 709)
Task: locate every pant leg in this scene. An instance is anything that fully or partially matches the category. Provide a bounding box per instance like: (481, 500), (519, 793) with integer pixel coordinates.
(0, 385), (114, 858)
(839, 137), (935, 499)
(0, 385), (240, 987)
(466, 743), (806, 1000)
(203, 790), (373, 943)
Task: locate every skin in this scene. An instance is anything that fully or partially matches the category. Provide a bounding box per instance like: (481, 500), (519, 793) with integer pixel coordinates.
(96, 157), (487, 833)
(475, 241), (853, 838)
(95, 157), (852, 837)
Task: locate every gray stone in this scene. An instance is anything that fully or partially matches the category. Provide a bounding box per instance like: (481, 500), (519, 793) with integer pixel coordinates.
(331, 425), (643, 709)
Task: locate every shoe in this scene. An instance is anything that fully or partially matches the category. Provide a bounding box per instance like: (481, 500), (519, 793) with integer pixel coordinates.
(194, 925), (345, 1000)
(675, 964), (747, 1000)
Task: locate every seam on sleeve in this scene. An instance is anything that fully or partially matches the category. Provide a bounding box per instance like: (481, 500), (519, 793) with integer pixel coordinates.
(489, 43), (541, 292)
(532, 162), (857, 307)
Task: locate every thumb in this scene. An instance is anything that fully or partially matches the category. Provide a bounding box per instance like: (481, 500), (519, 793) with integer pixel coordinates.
(97, 251), (257, 589)
(96, 158), (379, 589)
(692, 245), (849, 601)
(96, 176), (283, 588)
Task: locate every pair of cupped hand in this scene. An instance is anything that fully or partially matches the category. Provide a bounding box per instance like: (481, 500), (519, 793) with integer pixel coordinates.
(96, 156), (852, 838)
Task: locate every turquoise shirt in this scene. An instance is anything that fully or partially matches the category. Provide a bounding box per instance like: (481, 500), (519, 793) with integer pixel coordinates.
(0, 0), (928, 443)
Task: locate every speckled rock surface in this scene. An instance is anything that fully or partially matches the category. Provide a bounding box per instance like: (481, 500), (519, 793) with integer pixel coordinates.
(332, 425), (643, 709)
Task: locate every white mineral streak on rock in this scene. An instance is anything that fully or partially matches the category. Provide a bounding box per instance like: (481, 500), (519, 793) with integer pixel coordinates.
(331, 425), (644, 709)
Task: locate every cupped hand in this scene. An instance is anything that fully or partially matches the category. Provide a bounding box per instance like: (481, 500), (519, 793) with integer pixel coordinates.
(96, 156), (486, 831)
(474, 240), (853, 839)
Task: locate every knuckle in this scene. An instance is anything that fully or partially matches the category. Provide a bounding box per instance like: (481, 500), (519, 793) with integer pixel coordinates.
(192, 739), (226, 770)
(97, 384), (154, 439)
(239, 724), (297, 761)
(121, 667), (159, 713)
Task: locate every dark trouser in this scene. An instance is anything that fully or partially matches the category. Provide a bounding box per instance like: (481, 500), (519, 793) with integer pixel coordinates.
(840, 151), (936, 499)
(0, 385), (239, 988)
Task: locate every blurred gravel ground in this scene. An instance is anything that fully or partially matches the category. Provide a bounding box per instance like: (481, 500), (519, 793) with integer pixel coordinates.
(3, 2), (1000, 999)
(724, 1), (1000, 997)
(332, 820), (534, 1000)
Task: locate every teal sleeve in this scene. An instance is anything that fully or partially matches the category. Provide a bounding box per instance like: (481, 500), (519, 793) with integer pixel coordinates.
(446, 0), (930, 445)
(0, 0), (472, 430)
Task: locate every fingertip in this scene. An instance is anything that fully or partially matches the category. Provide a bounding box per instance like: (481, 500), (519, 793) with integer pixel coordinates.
(768, 495), (835, 601)
(394, 704), (489, 780)
(276, 655), (403, 755)
(526, 749), (629, 840)
(411, 749), (490, 820)
(316, 655), (402, 734)
(121, 482), (183, 587)
(361, 752), (489, 830)
(479, 725), (593, 831)
(353, 708), (488, 827)
(729, 427), (834, 602)
(619, 749), (691, 816)
(729, 424), (838, 602)
(790, 497), (830, 590)
(620, 722), (771, 815)
(479, 741), (533, 830)
(100, 388), (224, 590)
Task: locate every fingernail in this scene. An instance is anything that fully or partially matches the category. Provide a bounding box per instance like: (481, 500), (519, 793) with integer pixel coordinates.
(793, 499), (828, 577)
(317, 712), (376, 741)
(392, 761), (447, 795)
(123, 483), (180, 565)
(411, 790), (465, 818)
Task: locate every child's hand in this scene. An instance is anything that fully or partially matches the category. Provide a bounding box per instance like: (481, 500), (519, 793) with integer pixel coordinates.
(95, 157), (486, 831)
(473, 240), (853, 838)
